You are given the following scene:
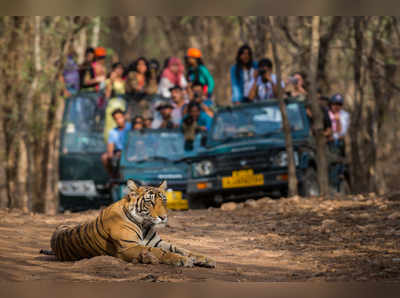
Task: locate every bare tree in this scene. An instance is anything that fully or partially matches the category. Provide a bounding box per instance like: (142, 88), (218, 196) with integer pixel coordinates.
(91, 17), (101, 48)
(268, 16), (298, 196)
(309, 16), (330, 195)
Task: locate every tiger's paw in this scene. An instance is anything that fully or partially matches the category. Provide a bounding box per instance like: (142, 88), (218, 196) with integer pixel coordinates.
(163, 254), (194, 268)
(178, 256), (194, 268)
(139, 250), (160, 265)
(190, 254), (216, 268)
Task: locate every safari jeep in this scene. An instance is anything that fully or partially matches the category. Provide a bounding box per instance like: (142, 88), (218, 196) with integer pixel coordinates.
(59, 93), (111, 211)
(186, 99), (349, 209)
(111, 129), (191, 210)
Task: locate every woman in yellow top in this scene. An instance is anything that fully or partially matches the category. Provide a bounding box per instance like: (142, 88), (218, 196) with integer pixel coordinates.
(105, 62), (126, 99)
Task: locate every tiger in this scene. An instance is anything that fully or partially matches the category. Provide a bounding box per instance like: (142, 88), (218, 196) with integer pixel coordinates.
(41, 180), (215, 268)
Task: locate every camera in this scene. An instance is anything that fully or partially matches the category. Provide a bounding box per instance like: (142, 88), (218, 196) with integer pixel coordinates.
(289, 76), (299, 85)
(259, 69), (267, 77)
(183, 116), (195, 126)
(193, 92), (202, 99)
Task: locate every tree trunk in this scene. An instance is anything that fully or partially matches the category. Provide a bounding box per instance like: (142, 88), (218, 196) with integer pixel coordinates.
(91, 17), (101, 48)
(42, 93), (65, 215)
(75, 28), (87, 64)
(309, 16), (330, 196)
(317, 17), (342, 93)
(350, 17), (367, 193)
(268, 16), (298, 197)
(0, 104), (9, 208)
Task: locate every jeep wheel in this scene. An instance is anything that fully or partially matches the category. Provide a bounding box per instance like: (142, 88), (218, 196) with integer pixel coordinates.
(338, 179), (351, 195)
(188, 196), (209, 210)
(300, 168), (320, 197)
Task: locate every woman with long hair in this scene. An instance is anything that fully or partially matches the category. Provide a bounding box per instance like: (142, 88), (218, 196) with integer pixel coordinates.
(185, 48), (214, 98)
(230, 44), (257, 104)
(105, 62), (126, 99)
(158, 57), (188, 98)
(125, 57), (151, 96)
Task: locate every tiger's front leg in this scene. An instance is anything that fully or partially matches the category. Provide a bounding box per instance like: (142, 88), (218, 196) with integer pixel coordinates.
(143, 227), (216, 268)
(115, 245), (194, 267)
(157, 241), (216, 268)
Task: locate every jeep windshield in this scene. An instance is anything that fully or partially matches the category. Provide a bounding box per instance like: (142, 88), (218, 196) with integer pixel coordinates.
(61, 94), (106, 154)
(126, 130), (186, 163)
(211, 102), (305, 143)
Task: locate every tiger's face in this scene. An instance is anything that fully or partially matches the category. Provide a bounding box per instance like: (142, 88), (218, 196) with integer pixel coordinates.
(125, 180), (168, 226)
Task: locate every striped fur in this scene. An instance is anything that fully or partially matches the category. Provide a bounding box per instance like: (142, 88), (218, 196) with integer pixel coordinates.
(46, 180), (215, 268)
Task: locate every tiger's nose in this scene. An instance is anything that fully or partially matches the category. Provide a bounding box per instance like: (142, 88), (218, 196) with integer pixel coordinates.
(158, 215), (167, 222)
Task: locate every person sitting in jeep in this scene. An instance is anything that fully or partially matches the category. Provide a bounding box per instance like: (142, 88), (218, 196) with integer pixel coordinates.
(182, 102), (209, 151)
(101, 109), (131, 177)
(132, 116), (144, 131)
(151, 102), (177, 129)
(186, 81), (214, 118)
(247, 58), (281, 101)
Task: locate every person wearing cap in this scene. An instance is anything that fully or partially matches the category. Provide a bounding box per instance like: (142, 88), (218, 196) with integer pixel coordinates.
(92, 47), (107, 92)
(328, 94), (350, 142)
(327, 94), (350, 190)
(151, 102), (177, 129)
(185, 48), (215, 98)
(158, 57), (188, 98)
(169, 85), (188, 126)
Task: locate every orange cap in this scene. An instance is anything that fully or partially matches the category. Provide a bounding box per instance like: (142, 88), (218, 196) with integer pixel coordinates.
(95, 47), (107, 58)
(187, 48), (202, 58)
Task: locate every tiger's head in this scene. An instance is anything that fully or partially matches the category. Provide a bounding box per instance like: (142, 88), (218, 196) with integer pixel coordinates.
(124, 179), (168, 226)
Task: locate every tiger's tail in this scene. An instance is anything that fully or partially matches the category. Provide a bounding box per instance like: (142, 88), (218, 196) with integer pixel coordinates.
(39, 249), (55, 255)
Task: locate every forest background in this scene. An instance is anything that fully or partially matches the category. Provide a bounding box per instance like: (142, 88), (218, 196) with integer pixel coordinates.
(0, 16), (399, 214)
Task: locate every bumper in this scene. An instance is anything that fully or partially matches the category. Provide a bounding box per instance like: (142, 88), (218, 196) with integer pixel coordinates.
(111, 179), (189, 210)
(59, 192), (111, 212)
(187, 170), (301, 201)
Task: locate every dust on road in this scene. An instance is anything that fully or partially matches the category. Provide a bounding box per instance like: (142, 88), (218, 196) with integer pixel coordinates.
(1, 193), (400, 282)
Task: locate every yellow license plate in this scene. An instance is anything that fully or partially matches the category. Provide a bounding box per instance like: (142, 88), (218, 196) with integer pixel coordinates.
(222, 169), (264, 189)
(166, 191), (188, 210)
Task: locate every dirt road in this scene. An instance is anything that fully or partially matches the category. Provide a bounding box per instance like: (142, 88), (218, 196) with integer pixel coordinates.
(1, 194), (400, 282)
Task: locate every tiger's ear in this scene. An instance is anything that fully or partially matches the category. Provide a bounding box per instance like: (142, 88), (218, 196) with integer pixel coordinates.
(127, 179), (138, 192)
(159, 180), (167, 191)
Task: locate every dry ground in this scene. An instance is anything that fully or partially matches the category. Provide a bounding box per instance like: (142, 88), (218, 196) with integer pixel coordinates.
(1, 193), (400, 282)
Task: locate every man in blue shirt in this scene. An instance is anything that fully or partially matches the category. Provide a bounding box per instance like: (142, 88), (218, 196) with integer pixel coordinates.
(101, 109), (132, 177)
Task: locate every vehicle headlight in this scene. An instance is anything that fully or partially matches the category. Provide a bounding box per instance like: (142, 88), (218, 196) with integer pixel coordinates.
(193, 160), (215, 178)
(271, 151), (299, 167)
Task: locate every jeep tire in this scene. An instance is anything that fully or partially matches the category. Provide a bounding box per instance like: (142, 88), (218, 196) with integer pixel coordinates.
(300, 168), (320, 197)
(188, 195), (209, 209)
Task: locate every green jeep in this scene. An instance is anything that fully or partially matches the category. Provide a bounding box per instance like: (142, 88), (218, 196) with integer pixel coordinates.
(59, 93), (111, 211)
(110, 129), (193, 210)
(186, 99), (349, 209)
